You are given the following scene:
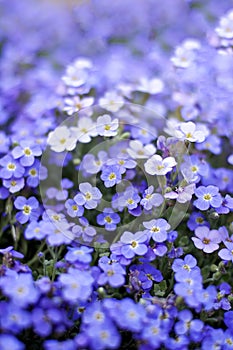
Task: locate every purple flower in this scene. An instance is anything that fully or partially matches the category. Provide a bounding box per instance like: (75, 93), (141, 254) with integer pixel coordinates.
(143, 218), (170, 242)
(65, 246), (93, 264)
(192, 226), (221, 253)
(14, 196), (40, 224)
(194, 185), (222, 210)
(120, 231), (148, 258)
(74, 182), (102, 209)
(97, 256), (126, 287)
(219, 241), (233, 262)
(0, 155), (25, 179)
(12, 141), (42, 166)
(97, 208), (120, 231)
(140, 185), (164, 210)
(100, 164), (122, 187)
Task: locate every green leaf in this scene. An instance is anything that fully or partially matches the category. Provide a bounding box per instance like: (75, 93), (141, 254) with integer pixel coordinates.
(154, 280), (167, 296)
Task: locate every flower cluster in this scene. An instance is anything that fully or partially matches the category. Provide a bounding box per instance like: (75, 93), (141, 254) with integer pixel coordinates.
(0, 0), (233, 349)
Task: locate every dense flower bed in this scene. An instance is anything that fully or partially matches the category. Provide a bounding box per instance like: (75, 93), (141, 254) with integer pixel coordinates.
(0, 0), (233, 349)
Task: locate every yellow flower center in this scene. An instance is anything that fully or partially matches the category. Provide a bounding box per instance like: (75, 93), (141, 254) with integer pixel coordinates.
(104, 216), (112, 223)
(30, 169), (37, 176)
(7, 163), (16, 170)
(108, 173), (116, 180)
(127, 198), (134, 205)
(59, 138), (66, 144)
(24, 148), (32, 156)
(85, 192), (92, 200)
(203, 193), (212, 201)
(203, 238), (210, 245)
(131, 241), (138, 248)
(151, 226), (159, 233)
(23, 205), (31, 215)
(157, 165), (164, 171)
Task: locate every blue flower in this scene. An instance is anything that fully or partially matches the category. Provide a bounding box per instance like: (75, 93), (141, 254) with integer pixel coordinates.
(12, 141), (42, 166)
(3, 177), (25, 193)
(0, 273), (39, 307)
(194, 185), (222, 210)
(120, 231), (148, 259)
(59, 267), (94, 303)
(14, 196), (40, 224)
(100, 164), (122, 187)
(0, 155), (25, 179)
(25, 159), (47, 188)
(97, 208), (120, 231)
(97, 256), (126, 287)
(143, 218), (170, 243)
(175, 309), (204, 341)
(0, 334), (24, 350)
(65, 198), (84, 218)
(65, 246), (93, 264)
(74, 182), (102, 209)
(44, 339), (75, 350)
(140, 185), (164, 210)
(85, 320), (121, 350)
(118, 186), (141, 210)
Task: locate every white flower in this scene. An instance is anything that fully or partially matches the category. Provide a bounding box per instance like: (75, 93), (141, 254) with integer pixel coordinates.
(216, 12), (233, 39)
(171, 40), (200, 69)
(136, 77), (164, 94)
(62, 58), (93, 87)
(47, 126), (77, 152)
(99, 91), (124, 112)
(63, 96), (94, 115)
(164, 183), (196, 203)
(145, 154), (177, 176)
(96, 115), (119, 137)
(71, 117), (97, 143)
(127, 140), (156, 159)
(175, 122), (206, 143)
